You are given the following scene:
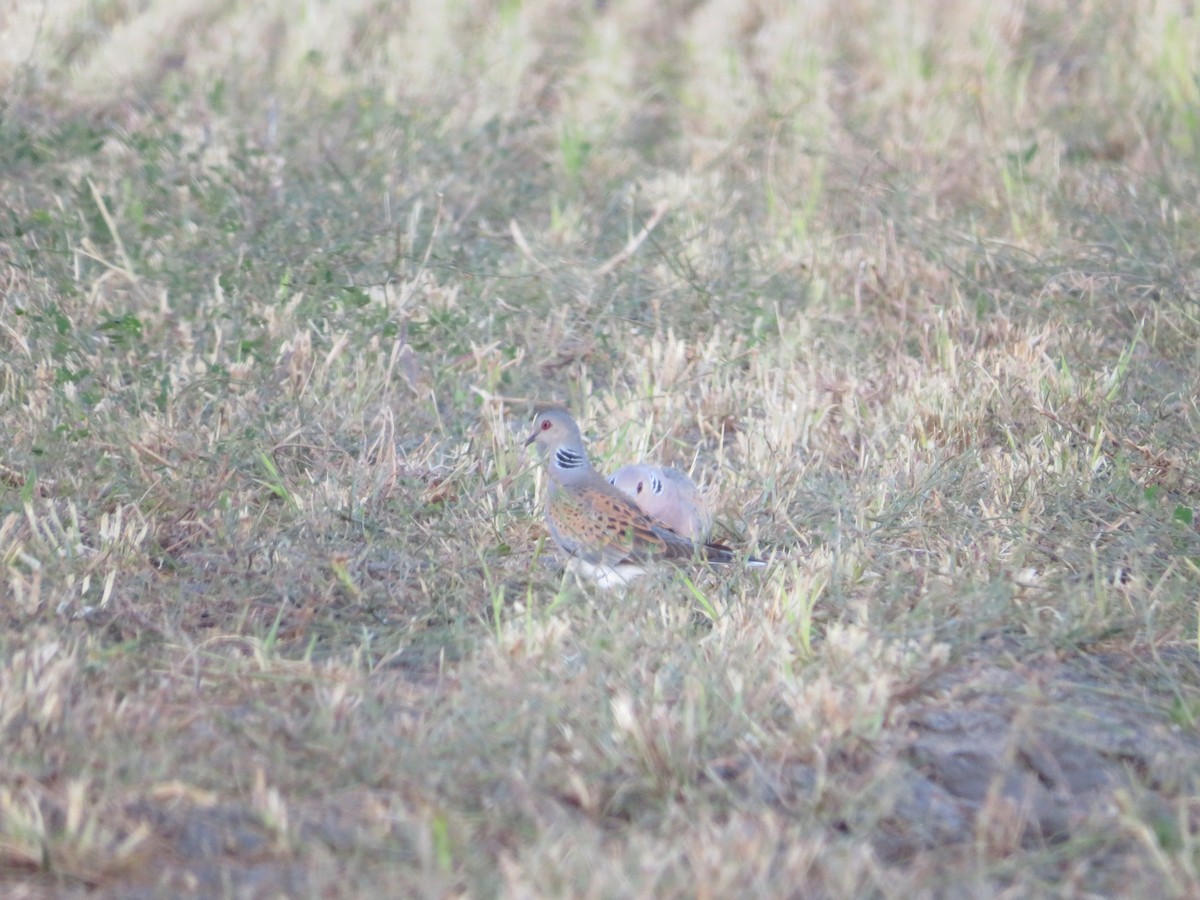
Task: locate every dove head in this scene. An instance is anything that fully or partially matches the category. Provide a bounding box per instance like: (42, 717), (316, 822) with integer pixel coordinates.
(608, 464), (663, 499)
(525, 409), (591, 476)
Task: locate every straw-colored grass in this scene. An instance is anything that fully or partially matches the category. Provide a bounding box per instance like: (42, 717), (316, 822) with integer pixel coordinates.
(2, 0), (1199, 895)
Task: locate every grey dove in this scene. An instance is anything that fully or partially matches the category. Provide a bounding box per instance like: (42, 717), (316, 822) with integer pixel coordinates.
(608, 463), (713, 542)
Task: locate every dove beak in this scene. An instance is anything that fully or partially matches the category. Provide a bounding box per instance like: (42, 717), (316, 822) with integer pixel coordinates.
(523, 430), (538, 447)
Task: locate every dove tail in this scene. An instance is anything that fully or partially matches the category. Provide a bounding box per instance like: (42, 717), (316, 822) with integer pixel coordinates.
(701, 542), (768, 567)
(700, 541), (736, 564)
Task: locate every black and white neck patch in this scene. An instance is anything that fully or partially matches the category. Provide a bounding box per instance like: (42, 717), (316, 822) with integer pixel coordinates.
(554, 447), (587, 470)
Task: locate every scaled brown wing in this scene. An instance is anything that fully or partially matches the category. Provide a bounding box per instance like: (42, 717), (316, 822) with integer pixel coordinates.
(587, 489), (729, 564)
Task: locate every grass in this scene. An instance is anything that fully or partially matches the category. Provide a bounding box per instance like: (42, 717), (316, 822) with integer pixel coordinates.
(2, 0), (1200, 895)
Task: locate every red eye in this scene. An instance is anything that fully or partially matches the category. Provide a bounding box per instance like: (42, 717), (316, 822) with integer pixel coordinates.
(541, 419), (552, 431)
(636, 481), (644, 494)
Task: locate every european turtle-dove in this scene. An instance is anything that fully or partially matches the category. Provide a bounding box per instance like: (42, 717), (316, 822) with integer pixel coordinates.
(524, 409), (764, 588)
(608, 463), (713, 542)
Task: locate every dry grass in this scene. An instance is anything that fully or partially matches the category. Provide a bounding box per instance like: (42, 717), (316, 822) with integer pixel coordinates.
(2, 0), (1200, 896)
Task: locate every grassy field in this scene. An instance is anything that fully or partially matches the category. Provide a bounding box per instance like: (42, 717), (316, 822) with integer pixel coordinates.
(2, 0), (1200, 895)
